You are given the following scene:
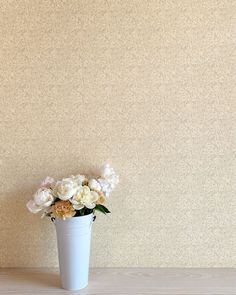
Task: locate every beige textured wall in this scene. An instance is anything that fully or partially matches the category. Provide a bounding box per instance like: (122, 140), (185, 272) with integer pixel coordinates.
(0, 0), (236, 267)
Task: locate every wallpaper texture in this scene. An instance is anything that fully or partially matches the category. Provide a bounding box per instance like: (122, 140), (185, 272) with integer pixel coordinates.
(0, 0), (236, 267)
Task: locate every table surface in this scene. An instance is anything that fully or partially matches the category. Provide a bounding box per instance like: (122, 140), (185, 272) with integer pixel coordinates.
(1, 268), (236, 294)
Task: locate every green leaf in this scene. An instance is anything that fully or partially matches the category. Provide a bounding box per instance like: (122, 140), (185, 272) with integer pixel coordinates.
(94, 204), (111, 215)
(79, 207), (86, 216)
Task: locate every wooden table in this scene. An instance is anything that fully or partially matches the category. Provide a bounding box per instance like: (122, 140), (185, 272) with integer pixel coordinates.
(0, 268), (236, 294)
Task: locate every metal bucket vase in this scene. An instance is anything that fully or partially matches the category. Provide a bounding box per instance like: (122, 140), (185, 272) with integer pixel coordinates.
(55, 213), (94, 291)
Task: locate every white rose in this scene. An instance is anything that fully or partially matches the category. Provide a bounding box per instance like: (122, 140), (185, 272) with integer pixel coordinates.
(27, 188), (54, 214)
(68, 174), (87, 185)
(26, 200), (42, 213)
(53, 179), (77, 200)
(40, 176), (55, 189)
(74, 174), (87, 185)
(88, 179), (101, 191)
(71, 186), (98, 210)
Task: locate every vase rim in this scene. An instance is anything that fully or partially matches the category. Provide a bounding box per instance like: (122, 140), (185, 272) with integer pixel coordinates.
(55, 213), (94, 224)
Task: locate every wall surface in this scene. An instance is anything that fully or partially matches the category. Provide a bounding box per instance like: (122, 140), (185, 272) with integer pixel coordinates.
(0, 0), (236, 267)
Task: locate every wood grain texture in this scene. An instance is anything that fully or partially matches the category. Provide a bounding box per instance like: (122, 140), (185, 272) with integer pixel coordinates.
(1, 0), (236, 268)
(0, 268), (236, 294)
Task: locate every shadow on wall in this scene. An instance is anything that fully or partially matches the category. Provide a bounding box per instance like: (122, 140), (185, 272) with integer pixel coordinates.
(0, 190), (58, 267)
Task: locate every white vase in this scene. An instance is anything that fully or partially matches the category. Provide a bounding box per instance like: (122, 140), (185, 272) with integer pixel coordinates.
(55, 213), (94, 290)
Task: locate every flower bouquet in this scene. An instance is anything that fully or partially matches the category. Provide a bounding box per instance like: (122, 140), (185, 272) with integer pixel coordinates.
(26, 164), (119, 290)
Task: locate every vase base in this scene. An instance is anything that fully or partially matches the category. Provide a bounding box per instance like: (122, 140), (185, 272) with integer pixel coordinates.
(61, 282), (88, 291)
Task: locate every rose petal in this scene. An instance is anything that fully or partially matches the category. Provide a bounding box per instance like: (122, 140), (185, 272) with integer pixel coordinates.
(26, 200), (42, 213)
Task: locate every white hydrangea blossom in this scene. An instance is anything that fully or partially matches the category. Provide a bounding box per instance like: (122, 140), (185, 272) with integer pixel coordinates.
(98, 164), (119, 197)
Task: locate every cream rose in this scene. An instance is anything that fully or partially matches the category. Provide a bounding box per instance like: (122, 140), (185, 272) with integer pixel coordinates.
(71, 186), (99, 210)
(53, 179), (77, 200)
